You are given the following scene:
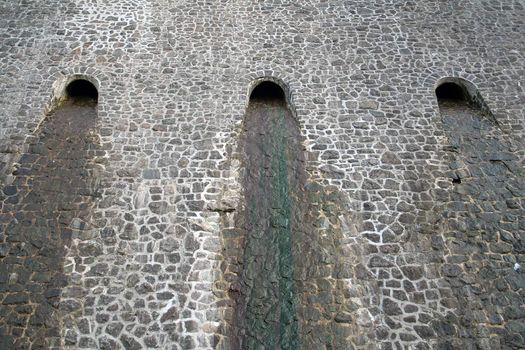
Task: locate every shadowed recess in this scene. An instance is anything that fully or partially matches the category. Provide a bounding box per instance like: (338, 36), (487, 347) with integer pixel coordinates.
(66, 79), (98, 101)
(436, 82), (467, 101)
(250, 81), (285, 101)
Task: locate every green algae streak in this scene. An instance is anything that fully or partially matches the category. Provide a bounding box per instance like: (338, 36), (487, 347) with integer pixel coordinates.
(240, 102), (298, 349)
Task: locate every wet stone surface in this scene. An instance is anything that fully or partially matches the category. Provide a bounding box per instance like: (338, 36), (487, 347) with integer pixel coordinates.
(228, 98), (301, 349)
(218, 95), (373, 349)
(0, 98), (99, 349)
(432, 99), (525, 349)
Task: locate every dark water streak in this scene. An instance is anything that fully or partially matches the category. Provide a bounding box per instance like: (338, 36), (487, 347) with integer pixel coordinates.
(224, 92), (361, 349)
(0, 98), (98, 349)
(230, 98), (302, 349)
(435, 98), (525, 348)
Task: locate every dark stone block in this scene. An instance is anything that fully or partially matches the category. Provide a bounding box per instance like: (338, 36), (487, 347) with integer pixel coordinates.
(29, 305), (52, 326)
(156, 292), (174, 300)
(369, 256), (393, 268)
(180, 335), (196, 349)
(79, 337), (97, 348)
(120, 334), (141, 350)
(160, 307), (179, 323)
(384, 316), (401, 330)
(383, 298), (402, 316)
(401, 265), (424, 280)
(99, 336), (117, 350)
(503, 306), (525, 319)
(184, 235), (199, 251)
(414, 325), (435, 338)
(106, 322), (124, 337)
(44, 288), (60, 300)
(504, 333), (524, 348)
(2, 293), (29, 305)
(381, 152), (401, 165)
(87, 263), (109, 276)
(95, 313), (110, 323)
(185, 320), (198, 332)
(64, 329), (77, 345)
(78, 242), (103, 257)
(100, 227), (115, 238)
(3, 186), (16, 196)
(148, 201), (168, 214)
(400, 333), (417, 341)
(144, 335), (158, 348)
(506, 320), (525, 334)
(334, 311), (353, 323)
(442, 264), (462, 277)
(60, 299), (81, 312)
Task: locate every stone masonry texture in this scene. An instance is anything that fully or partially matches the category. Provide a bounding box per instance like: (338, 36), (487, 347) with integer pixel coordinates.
(0, 0), (524, 349)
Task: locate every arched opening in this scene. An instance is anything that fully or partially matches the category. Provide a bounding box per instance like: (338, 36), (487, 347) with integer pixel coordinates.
(65, 79), (98, 102)
(435, 82), (467, 101)
(250, 81), (285, 102)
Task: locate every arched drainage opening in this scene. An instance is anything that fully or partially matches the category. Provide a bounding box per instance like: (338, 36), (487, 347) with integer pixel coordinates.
(250, 81), (286, 102)
(435, 82), (467, 102)
(66, 79), (98, 102)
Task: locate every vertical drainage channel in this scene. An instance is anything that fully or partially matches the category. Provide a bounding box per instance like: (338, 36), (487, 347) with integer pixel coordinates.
(231, 81), (300, 349)
(0, 79), (99, 349)
(220, 82), (363, 349)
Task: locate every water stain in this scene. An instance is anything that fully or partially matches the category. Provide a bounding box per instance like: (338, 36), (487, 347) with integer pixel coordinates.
(0, 96), (99, 349)
(435, 95), (525, 349)
(221, 83), (360, 349)
(230, 94), (300, 349)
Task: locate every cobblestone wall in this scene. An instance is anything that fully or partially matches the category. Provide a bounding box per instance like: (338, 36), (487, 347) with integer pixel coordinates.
(0, 0), (524, 349)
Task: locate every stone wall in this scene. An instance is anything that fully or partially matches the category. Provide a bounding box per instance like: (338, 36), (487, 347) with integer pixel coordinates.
(0, 0), (524, 349)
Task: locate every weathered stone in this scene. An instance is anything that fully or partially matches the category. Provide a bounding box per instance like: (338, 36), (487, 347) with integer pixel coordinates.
(3, 293), (29, 305)
(401, 266), (424, 281)
(442, 264), (462, 278)
(160, 307), (179, 323)
(334, 312), (353, 323)
(148, 201), (168, 215)
(78, 242), (103, 257)
(383, 298), (403, 316)
(119, 223), (138, 240)
(359, 100), (378, 110)
(369, 256), (394, 268)
(106, 322), (124, 338)
(120, 334), (141, 350)
(143, 169), (160, 179)
(64, 329), (78, 346)
(3, 186), (16, 196)
(61, 299), (82, 312)
(160, 237), (179, 252)
(414, 325), (435, 338)
(98, 336), (117, 350)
